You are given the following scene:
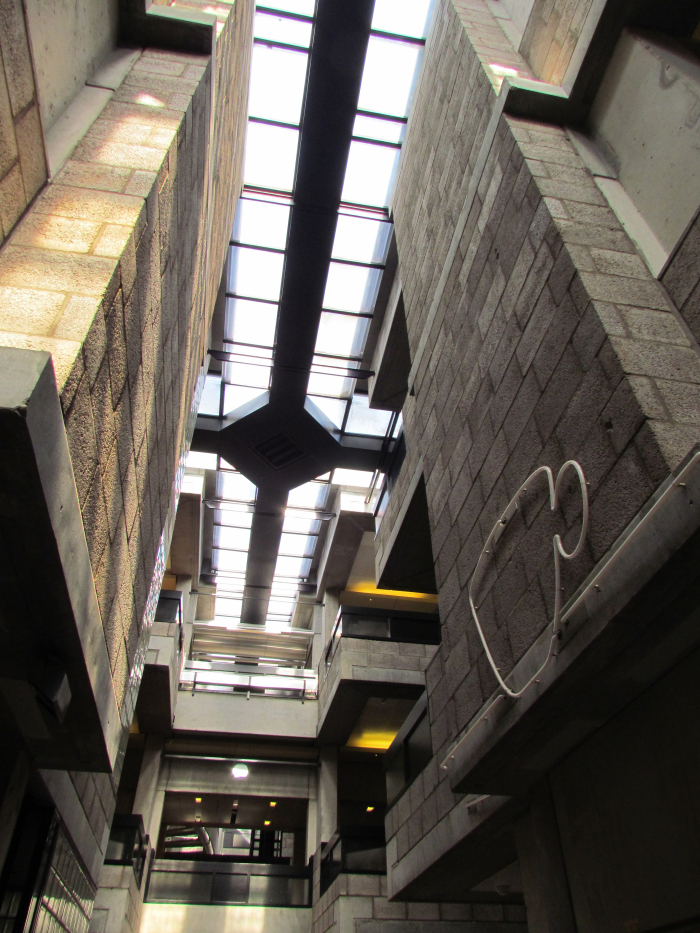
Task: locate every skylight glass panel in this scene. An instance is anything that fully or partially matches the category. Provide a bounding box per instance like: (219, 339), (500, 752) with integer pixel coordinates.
(279, 533), (315, 557)
(217, 510), (254, 528)
(315, 311), (370, 358)
(275, 555), (311, 578)
(371, 0), (433, 38)
(332, 468), (375, 488)
(332, 214), (392, 263)
(308, 395), (347, 429)
(254, 11), (313, 47)
(323, 262), (381, 312)
(228, 246), (284, 301)
(249, 45), (308, 123)
(232, 199), (290, 249)
(341, 141), (399, 206)
(353, 114), (405, 144)
(345, 395), (393, 436)
(261, 0), (315, 15)
(307, 370), (353, 398)
(187, 450), (218, 470)
(213, 549), (249, 573)
(218, 471), (257, 503)
(198, 374), (221, 416)
(216, 596), (244, 617)
(283, 514), (321, 534)
(224, 359), (271, 389)
(214, 526), (252, 550)
(225, 298), (278, 347)
(224, 385), (266, 414)
(358, 37), (421, 117)
(287, 481), (329, 509)
(244, 122), (299, 190)
(271, 578), (300, 596)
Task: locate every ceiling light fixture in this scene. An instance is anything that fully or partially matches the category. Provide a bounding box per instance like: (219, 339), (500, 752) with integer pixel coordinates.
(232, 763), (249, 779)
(195, 797), (202, 803)
(366, 806), (374, 812)
(264, 820), (271, 825)
(270, 801), (277, 807)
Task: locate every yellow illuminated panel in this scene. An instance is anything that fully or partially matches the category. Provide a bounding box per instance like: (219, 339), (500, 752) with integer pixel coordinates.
(346, 580), (438, 601)
(346, 697), (416, 750)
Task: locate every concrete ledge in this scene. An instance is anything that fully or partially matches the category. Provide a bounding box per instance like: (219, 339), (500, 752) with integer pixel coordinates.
(387, 795), (523, 902)
(0, 348), (119, 770)
(357, 923), (527, 933)
(141, 904), (311, 933)
(174, 689), (318, 740)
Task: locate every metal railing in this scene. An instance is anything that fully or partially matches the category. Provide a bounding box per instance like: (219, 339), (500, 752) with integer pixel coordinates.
(321, 606), (441, 683)
(320, 832), (386, 895)
(104, 815), (149, 887)
(180, 660), (317, 700)
(146, 860), (311, 907)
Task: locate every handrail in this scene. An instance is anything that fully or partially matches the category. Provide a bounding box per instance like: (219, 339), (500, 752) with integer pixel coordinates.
(146, 859), (311, 907)
(180, 660), (317, 700)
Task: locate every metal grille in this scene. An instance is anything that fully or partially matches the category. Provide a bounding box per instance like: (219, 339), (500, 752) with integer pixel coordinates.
(253, 433), (306, 470)
(29, 826), (95, 933)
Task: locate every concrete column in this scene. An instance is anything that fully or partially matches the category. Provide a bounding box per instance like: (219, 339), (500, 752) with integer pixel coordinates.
(317, 747), (337, 849)
(323, 592), (340, 646)
(515, 779), (577, 933)
(306, 769), (318, 865)
(133, 735), (164, 839)
(311, 604), (324, 670)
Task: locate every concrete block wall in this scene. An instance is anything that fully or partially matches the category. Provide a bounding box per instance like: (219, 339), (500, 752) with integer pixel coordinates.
(313, 873), (526, 933)
(318, 637), (435, 716)
(90, 863), (143, 933)
(381, 0), (700, 887)
(0, 0), (47, 246)
(0, 0), (252, 891)
(662, 209), (700, 345)
(519, 0), (595, 83)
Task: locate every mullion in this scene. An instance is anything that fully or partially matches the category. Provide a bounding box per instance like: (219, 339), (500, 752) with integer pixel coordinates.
(253, 37), (310, 53)
(256, 6), (314, 24)
(230, 240), (286, 254)
(329, 256), (385, 269)
(356, 109), (408, 124)
(369, 29), (426, 45)
(225, 292), (281, 305)
(351, 135), (402, 150)
(320, 308), (373, 319)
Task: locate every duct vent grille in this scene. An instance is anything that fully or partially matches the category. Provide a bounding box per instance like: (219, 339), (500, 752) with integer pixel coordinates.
(253, 433), (306, 470)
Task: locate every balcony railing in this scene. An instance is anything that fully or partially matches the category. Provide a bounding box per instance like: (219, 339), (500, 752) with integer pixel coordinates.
(322, 605), (440, 679)
(320, 832), (386, 895)
(104, 815), (149, 887)
(145, 860), (311, 906)
(180, 660), (317, 700)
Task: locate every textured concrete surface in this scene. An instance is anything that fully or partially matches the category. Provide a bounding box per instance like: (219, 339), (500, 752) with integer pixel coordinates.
(0, 0), (47, 246)
(378, 0), (700, 901)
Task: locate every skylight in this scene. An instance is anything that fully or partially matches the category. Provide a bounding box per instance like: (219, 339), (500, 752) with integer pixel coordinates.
(249, 45), (308, 122)
(244, 122), (299, 190)
(197, 0), (432, 643)
(358, 36), (421, 117)
(254, 11), (313, 47)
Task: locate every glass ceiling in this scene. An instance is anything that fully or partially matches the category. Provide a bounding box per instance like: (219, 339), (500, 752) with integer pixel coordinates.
(196, 0), (432, 639)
